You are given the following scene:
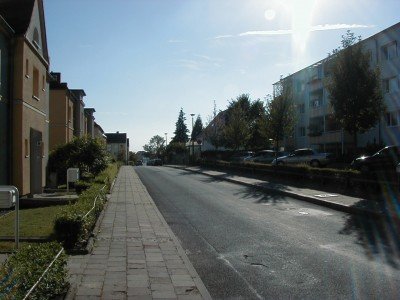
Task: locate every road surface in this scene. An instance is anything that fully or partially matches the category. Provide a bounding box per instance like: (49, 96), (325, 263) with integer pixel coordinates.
(135, 166), (400, 299)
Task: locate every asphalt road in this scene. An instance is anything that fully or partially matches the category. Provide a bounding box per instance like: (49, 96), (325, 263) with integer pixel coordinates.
(135, 166), (400, 300)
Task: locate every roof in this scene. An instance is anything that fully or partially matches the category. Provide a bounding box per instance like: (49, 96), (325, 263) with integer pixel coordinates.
(105, 132), (127, 144)
(0, 0), (35, 35)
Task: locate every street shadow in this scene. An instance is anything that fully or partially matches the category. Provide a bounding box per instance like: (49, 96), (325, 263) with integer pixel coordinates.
(339, 195), (400, 268)
(233, 186), (289, 205)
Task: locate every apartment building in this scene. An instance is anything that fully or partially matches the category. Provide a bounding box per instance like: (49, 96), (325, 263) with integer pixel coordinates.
(0, 0), (50, 195)
(276, 22), (400, 155)
(94, 121), (106, 143)
(49, 72), (75, 151)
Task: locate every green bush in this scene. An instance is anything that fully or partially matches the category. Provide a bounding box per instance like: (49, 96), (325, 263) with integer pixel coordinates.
(74, 180), (91, 195)
(0, 242), (68, 300)
(48, 136), (109, 184)
(54, 163), (119, 250)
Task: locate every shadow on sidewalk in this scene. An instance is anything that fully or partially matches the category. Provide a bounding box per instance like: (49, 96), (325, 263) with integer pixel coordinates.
(340, 195), (400, 268)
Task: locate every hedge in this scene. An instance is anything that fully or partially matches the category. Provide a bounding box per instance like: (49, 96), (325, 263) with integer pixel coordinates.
(199, 159), (388, 190)
(0, 242), (68, 300)
(54, 163), (119, 250)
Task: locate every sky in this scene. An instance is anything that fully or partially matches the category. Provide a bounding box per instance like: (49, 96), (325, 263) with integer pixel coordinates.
(44, 0), (400, 152)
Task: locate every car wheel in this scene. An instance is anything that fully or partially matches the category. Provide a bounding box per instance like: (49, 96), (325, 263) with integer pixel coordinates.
(310, 160), (321, 167)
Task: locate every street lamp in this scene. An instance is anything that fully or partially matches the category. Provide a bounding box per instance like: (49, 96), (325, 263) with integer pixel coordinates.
(190, 113), (195, 163)
(164, 133), (168, 146)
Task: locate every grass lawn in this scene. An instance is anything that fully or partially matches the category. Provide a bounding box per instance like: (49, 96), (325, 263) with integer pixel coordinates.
(0, 205), (66, 237)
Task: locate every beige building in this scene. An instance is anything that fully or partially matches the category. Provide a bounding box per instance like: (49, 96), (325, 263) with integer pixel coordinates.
(84, 108), (96, 138)
(70, 89), (86, 138)
(49, 72), (74, 151)
(94, 121), (106, 143)
(0, 0), (50, 195)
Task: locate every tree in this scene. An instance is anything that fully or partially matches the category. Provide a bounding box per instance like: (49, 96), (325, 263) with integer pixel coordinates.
(204, 101), (225, 150)
(143, 135), (165, 157)
(191, 115), (203, 140)
(326, 30), (385, 150)
(226, 94), (267, 149)
(172, 108), (189, 143)
(265, 78), (296, 156)
(223, 104), (251, 151)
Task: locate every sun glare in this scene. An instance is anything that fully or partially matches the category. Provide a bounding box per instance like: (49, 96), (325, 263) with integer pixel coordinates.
(264, 9), (276, 21)
(290, 0), (317, 52)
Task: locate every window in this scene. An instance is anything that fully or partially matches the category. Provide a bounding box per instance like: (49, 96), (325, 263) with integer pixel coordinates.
(299, 127), (306, 137)
(386, 111), (400, 127)
(32, 67), (39, 99)
(310, 98), (322, 108)
(42, 75), (45, 91)
(325, 114), (340, 131)
(383, 77), (398, 93)
(382, 41), (397, 60)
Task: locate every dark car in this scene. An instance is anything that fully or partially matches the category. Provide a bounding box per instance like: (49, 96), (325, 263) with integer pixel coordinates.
(351, 146), (400, 173)
(153, 158), (163, 166)
(135, 160), (143, 166)
(230, 151), (255, 163)
(245, 150), (287, 164)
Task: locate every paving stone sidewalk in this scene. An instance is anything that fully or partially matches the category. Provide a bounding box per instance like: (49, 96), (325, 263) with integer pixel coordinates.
(67, 166), (211, 300)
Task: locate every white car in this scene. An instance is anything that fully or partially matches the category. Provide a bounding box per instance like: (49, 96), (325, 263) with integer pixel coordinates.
(271, 148), (333, 167)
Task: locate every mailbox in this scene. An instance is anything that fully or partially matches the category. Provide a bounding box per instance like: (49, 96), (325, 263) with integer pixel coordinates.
(0, 187), (16, 209)
(67, 168), (80, 182)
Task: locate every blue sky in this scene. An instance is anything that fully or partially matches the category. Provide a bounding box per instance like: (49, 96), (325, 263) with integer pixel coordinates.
(44, 0), (400, 151)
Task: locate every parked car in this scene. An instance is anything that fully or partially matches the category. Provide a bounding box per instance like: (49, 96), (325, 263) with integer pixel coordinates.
(271, 148), (333, 167)
(147, 158), (163, 166)
(230, 151), (254, 162)
(245, 150), (287, 164)
(135, 160), (143, 166)
(351, 145), (400, 173)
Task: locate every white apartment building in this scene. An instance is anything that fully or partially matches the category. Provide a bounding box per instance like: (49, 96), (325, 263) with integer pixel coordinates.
(275, 22), (400, 155)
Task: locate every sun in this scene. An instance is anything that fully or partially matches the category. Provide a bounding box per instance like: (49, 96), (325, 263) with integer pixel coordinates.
(264, 9), (276, 21)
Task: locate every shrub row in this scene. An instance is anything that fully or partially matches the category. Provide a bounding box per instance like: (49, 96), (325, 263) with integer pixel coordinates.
(200, 159), (384, 190)
(0, 242), (68, 300)
(54, 163), (119, 250)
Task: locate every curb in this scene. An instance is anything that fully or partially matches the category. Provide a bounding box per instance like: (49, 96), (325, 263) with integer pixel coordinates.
(167, 165), (384, 219)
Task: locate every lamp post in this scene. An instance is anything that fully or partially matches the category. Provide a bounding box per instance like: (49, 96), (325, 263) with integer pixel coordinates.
(190, 113), (195, 163)
(164, 132), (168, 146)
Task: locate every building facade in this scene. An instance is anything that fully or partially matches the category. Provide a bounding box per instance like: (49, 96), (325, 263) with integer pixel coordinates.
(70, 89), (86, 138)
(277, 22), (400, 154)
(49, 72), (74, 151)
(84, 108), (95, 138)
(0, 0), (50, 195)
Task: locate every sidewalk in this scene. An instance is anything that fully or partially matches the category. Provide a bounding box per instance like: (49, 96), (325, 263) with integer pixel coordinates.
(166, 165), (387, 217)
(67, 166), (211, 300)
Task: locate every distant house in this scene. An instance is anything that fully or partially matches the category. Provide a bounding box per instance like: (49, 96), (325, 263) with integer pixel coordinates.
(0, 0), (50, 195)
(197, 111), (227, 151)
(105, 132), (129, 164)
(49, 72), (75, 151)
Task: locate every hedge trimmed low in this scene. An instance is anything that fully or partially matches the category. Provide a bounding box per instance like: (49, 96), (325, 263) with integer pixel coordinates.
(0, 242), (68, 300)
(54, 163), (119, 250)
